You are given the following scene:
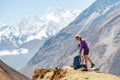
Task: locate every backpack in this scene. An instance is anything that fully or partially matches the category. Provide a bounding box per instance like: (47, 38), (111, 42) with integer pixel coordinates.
(73, 55), (85, 69)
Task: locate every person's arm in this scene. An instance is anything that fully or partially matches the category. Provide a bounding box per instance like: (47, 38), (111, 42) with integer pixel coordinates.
(80, 47), (82, 54)
(79, 40), (86, 54)
(79, 43), (82, 54)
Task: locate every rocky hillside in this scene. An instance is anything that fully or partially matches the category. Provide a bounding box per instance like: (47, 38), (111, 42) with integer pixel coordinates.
(20, 0), (120, 77)
(32, 67), (120, 80)
(0, 60), (30, 80)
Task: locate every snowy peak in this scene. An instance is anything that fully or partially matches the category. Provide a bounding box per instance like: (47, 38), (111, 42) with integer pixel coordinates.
(45, 7), (64, 14)
(0, 7), (80, 70)
(0, 7), (80, 50)
(0, 7), (80, 44)
(41, 7), (80, 24)
(28, 15), (40, 22)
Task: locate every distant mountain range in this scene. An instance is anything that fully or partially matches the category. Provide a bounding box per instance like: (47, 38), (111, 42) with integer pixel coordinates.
(0, 60), (30, 80)
(0, 7), (80, 70)
(20, 0), (120, 77)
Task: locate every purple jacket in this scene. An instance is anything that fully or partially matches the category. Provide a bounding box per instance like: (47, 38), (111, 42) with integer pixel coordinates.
(80, 40), (89, 53)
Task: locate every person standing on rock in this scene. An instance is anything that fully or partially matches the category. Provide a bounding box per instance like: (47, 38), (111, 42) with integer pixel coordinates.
(75, 35), (95, 71)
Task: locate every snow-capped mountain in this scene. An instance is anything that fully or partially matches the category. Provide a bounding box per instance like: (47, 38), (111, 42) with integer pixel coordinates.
(20, 0), (120, 77)
(0, 7), (80, 69)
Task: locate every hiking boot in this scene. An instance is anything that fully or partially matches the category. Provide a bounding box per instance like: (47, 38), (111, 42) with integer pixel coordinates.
(91, 63), (95, 68)
(83, 65), (87, 69)
(82, 68), (88, 71)
(82, 65), (88, 71)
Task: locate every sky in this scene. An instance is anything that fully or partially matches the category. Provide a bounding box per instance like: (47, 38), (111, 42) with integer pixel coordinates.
(0, 0), (96, 24)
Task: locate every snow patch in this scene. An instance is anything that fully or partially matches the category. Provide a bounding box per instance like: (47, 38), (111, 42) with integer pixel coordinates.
(46, 13), (60, 23)
(26, 26), (48, 41)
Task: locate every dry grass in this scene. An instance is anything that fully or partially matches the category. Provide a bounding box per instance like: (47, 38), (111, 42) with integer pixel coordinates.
(32, 68), (120, 80)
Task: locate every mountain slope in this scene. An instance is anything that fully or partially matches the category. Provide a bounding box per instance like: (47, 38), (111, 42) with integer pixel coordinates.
(0, 60), (30, 80)
(20, 0), (120, 77)
(0, 7), (80, 70)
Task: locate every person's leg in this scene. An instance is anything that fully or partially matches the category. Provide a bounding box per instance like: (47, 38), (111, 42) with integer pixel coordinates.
(88, 56), (95, 68)
(86, 55), (93, 63)
(84, 55), (95, 68)
(83, 55), (88, 71)
(84, 50), (95, 68)
(84, 55), (88, 65)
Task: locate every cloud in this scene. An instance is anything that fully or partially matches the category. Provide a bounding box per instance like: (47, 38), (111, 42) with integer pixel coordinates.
(0, 48), (29, 56)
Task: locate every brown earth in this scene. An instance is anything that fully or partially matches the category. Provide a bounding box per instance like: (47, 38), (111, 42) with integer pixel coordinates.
(0, 60), (30, 80)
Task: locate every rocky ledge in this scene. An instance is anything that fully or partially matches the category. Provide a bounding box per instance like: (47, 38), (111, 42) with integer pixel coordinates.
(32, 67), (120, 80)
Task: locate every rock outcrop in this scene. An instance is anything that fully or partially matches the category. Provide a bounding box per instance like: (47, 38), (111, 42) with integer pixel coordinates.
(32, 67), (120, 80)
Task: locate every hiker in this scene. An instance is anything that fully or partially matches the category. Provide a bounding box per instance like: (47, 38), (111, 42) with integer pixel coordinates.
(75, 35), (95, 71)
